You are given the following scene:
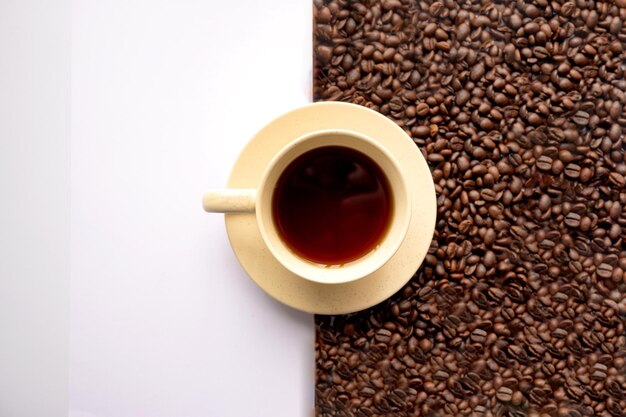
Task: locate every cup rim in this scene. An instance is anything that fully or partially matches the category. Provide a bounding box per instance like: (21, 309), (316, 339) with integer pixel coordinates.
(255, 128), (412, 285)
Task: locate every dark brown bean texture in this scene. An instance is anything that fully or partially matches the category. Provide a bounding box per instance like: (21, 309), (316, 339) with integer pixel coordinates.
(314, 1), (626, 416)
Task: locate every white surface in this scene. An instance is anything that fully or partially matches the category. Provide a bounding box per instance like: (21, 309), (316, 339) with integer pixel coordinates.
(70, 1), (313, 417)
(0, 1), (71, 417)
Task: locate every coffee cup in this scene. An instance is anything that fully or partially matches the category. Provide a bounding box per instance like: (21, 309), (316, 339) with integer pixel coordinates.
(203, 129), (411, 285)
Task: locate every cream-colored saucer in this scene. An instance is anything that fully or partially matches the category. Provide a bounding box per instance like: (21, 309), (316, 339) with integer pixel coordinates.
(225, 102), (436, 314)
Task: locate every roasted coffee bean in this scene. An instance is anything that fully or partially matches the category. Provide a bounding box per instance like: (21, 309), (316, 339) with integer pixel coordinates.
(414, 125), (430, 138)
(456, 90), (470, 106)
(565, 212), (581, 228)
(597, 263), (614, 280)
(470, 328), (487, 344)
(374, 329), (391, 343)
(314, 1), (626, 416)
(496, 386), (513, 402)
(609, 172), (625, 188)
(536, 155), (552, 171)
(564, 164), (581, 178)
(571, 111), (590, 126)
(470, 63), (485, 82)
(415, 102), (429, 117)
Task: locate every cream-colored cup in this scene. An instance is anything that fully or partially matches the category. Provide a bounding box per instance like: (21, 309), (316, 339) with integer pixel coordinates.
(203, 129), (411, 285)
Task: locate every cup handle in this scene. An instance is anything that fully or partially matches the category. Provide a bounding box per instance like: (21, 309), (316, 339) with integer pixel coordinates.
(202, 189), (257, 213)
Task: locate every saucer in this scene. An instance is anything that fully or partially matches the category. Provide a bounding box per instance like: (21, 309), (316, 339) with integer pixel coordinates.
(224, 102), (436, 314)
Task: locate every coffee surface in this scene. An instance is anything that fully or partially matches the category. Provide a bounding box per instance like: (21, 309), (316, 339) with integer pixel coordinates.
(272, 146), (392, 265)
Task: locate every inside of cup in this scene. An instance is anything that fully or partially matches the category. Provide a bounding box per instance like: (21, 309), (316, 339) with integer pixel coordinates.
(256, 129), (411, 285)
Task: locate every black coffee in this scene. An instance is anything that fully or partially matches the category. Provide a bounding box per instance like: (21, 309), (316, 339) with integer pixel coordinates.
(272, 146), (392, 265)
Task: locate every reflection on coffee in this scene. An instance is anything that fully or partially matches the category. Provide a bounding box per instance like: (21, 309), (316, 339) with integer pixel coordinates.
(272, 146), (392, 265)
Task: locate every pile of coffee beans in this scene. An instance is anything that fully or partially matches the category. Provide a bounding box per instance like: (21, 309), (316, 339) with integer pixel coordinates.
(313, 0), (626, 416)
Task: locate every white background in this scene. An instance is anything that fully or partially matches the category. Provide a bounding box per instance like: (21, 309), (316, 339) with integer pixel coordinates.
(1, 1), (314, 416)
(1, 1), (70, 416)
